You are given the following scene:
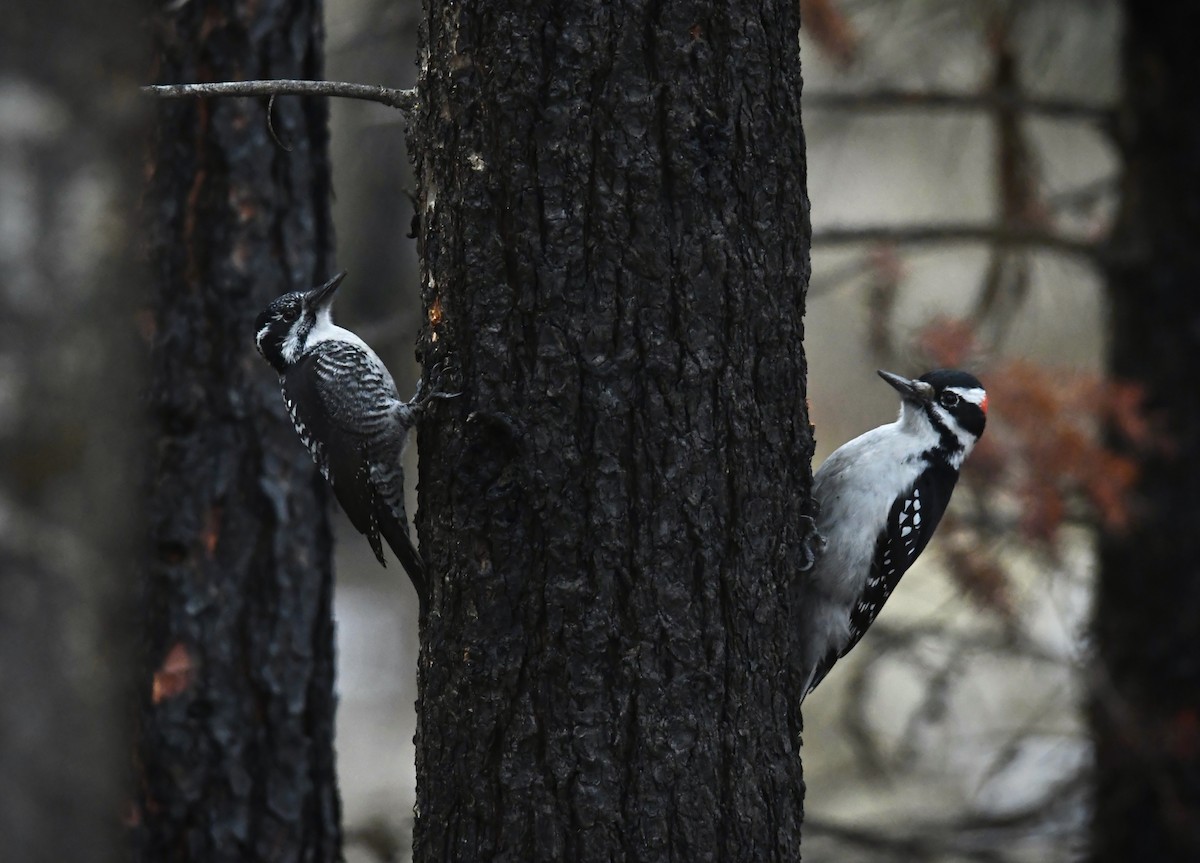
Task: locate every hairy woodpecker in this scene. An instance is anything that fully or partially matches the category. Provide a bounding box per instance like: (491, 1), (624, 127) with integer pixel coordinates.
(254, 272), (445, 605)
(796, 369), (988, 699)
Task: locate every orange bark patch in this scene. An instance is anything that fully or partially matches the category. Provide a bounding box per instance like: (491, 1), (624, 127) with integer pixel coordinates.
(151, 642), (194, 704)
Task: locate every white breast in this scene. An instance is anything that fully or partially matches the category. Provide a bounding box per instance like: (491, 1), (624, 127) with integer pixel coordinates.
(814, 425), (921, 596)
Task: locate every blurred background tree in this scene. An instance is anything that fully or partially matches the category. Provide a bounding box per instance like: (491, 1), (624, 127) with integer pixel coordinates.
(133, 0), (343, 860)
(1094, 4), (1200, 861)
(0, 1), (143, 859)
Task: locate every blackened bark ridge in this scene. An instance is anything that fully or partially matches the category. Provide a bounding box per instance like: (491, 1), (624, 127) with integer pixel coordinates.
(1095, 5), (1200, 860)
(135, 0), (342, 859)
(410, 2), (813, 860)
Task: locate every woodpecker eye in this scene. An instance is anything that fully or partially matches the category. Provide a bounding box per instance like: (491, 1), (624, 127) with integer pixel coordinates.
(281, 306), (299, 323)
(940, 391), (960, 409)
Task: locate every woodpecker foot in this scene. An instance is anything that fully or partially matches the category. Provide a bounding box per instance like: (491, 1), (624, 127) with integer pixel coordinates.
(797, 516), (825, 573)
(412, 362), (462, 410)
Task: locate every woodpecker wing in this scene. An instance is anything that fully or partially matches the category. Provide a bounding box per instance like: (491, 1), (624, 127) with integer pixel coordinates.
(282, 342), (426, 593)
(805, 459), (959, 694)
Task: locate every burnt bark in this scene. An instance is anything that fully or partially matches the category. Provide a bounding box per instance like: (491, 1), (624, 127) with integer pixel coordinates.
(1094, 4), (1200, 860)
(135, 1), (342, 860)
(0, 0), (144, 858)
(410, 2), (813, 860)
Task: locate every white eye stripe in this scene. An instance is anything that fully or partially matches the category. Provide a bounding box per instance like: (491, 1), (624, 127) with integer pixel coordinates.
(948, 386), (987, 407)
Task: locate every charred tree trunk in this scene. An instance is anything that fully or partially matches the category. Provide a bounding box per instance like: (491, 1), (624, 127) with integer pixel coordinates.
(135, 1), (342, 860)
(1094, 5), (1200, 860)
(0, 0), (144, 858)
(410, 2), (813, 859)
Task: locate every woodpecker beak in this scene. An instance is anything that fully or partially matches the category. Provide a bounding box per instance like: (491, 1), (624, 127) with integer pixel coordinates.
(307, 271), (347, 309)
(878, 370), (934, 403)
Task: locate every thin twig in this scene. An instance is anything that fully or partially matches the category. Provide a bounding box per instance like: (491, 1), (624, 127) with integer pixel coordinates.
(805, 769), (1088, 861)
(803, 817), (935, 859)
(813, 223), (1101, 260)
(1045, 175), (1117, 212)
(806, 88), (1113, 124)
(265, 94), (293, 152)
(142, 80), (418, 113)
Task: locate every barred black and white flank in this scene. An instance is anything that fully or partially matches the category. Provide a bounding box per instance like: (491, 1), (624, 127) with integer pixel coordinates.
(255, 272), (441, 605)
(796, 369), (988, 700)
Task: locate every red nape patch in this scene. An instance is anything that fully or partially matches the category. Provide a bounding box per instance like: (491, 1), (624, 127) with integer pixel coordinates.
(981, 394), (989, 415)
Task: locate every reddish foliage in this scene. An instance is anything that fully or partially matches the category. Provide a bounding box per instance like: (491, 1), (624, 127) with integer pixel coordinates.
(914, 318), (980, 371)
(987, 361), (1146, 537)
(941, 519), (1015, 618)
(903, 318), (1162, 616)
(917, 317), (1153, 540)
(800, 0), (859, 66)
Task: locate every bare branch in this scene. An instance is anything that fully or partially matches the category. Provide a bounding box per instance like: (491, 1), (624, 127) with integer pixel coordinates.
(805, 769), (1088, 861)
(813, 223), (1101, 260)
(803, 817), (938, 860)
(1046, 175), (1117, 212)
(142, 80), (418, 113)
(806, 88), (1114, 124)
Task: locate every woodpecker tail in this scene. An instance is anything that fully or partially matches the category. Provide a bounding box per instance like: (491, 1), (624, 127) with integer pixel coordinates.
(377, 512), (428, 610)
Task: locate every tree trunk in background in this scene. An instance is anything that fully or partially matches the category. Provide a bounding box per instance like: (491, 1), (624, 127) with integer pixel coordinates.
(410, 2), (813, 859)
(135, 1), (342, 859)
(0, 1), (143, 858)
(1095, 5), (1200, 860)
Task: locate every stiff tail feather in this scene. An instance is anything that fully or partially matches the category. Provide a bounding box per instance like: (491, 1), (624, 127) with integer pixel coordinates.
(377, 512), (428, 610)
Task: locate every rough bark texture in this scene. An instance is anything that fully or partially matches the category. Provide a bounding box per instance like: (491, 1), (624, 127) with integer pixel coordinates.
(135, 1), (342, 860)
(410, 2), (812, 860)
(1094, 5), (1200, 860)
(0, 1), (144, 858)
